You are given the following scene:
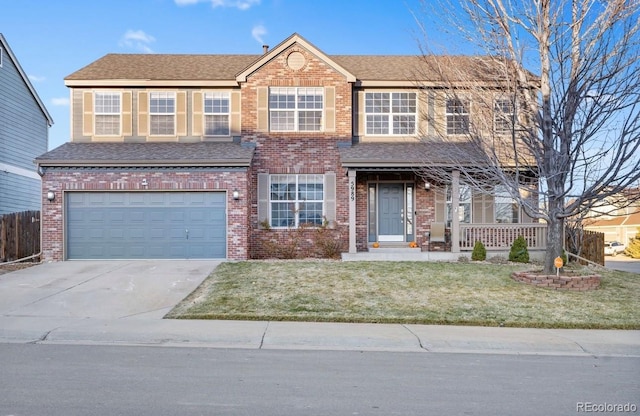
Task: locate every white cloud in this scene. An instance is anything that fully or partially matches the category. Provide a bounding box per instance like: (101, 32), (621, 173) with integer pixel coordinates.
(252, 24), (267, 44)
(119, 30), (156, 53)
(28, 74), (46, 83)
(51, 97), (69, 106)
(175, 0), (260, 10)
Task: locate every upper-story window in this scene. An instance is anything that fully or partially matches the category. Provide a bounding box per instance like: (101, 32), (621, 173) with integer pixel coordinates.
(150, 92), (175, 135)
(365, 92), (417, 135)
(204, 92), (230, 136)
(94, 92), (121, 135)
(446, 98), (470, 135)
(269, 87), (323, 132)
(494, 98), (515, 135)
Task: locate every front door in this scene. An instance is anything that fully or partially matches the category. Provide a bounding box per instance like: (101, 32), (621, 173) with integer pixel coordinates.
(378, 183), (404, 241)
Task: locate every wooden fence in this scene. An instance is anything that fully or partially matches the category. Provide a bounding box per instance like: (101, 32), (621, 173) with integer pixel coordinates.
(0, 210), (41, 262)
(566, 229), (605, 266)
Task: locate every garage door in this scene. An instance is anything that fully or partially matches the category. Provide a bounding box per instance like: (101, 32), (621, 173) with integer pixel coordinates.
(66, 192), (226, 259)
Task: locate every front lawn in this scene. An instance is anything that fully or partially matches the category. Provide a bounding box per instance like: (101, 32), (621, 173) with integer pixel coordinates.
(166, 260), (640, 329)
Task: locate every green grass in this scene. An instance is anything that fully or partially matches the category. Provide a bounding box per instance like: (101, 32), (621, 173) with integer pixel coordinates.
(166, 260), (640, 329)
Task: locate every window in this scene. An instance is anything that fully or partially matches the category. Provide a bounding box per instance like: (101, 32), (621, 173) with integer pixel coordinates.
(269, 174), (324, 228)
(150, 92), (175, 135)
(365, 92), (417, 135)
(494, 98), (515, 135)
(269, 87), (323, 132)
(495, 185), (519, 223)
(204, 92), (230, 136)
(446, 98), (469, 135)
(446, 184), (472, 224)
(94, 92), (121, 135)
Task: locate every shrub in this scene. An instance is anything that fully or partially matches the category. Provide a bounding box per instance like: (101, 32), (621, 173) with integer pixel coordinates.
(625, 229), (640, 259)
(471, 240), (487, 261)
(509, 235), (530, 263)
(314, 225), (345, 259)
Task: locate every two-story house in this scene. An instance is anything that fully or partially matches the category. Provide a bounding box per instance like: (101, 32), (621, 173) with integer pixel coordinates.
(1, 34), (53, 215)
(36, 33), (543, 262)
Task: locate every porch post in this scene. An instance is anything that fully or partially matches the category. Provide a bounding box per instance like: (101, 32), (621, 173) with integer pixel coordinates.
(451, 169), (461, 253)
(348, 169), (357, 253)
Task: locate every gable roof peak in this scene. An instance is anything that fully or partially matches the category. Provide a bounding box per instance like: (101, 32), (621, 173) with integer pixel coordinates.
(235, 32), (356, 83)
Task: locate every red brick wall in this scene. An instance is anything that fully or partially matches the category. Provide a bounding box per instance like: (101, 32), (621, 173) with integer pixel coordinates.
(40, 169), (250, 261)
(240, 45), (352, 258)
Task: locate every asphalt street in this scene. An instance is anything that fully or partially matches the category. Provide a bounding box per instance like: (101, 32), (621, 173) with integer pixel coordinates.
(1, 343), (638, 416)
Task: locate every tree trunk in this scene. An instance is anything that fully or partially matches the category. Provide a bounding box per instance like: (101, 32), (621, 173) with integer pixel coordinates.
(543, 197), (565, 274)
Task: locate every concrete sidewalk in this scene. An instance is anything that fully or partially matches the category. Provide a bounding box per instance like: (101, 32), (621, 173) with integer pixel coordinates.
(0, 261), (638, 356)
(0, 316), (638, 356)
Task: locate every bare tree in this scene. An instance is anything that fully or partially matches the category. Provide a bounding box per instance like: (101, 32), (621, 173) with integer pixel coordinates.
(414, 0), (640, 273)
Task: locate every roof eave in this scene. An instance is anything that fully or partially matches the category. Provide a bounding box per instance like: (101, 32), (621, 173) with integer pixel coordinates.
(36, 160), (253, 168)
(64, 79), (240, 87)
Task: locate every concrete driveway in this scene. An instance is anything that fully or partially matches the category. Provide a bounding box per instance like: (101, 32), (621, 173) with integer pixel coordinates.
(0, 260), (220, 320)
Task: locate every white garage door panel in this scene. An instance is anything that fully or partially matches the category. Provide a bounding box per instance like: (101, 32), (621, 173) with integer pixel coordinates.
(66, 192), (226, 259)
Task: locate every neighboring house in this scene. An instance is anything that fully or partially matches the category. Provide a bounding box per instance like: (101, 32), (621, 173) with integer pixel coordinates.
(0, 34), (53, 214)
(36, 33), (542, 262)
(585, 210), (640, 245)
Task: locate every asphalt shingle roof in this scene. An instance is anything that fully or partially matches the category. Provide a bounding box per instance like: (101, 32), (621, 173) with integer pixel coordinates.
(338, 142), (489, 168)
(65, 53), (517, 84)
(36, 142), (255, 167)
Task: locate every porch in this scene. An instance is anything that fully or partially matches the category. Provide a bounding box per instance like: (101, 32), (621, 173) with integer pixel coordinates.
(338, 142), (545, 262)
(342, 223), (548, 262)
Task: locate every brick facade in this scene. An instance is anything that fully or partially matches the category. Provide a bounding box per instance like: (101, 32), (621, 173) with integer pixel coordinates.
(240, 45), (353, 258)
(41, 169), (250, 261)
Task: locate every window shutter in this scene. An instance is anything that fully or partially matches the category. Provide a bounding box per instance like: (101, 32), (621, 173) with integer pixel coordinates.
(231, 90), (241, 136)
(324, 172), (336, 223)
(356, 91), (365, 137)
(257, 173), (270, 228)
(324, 87), (335, 132)
(257, 87), (268, 132)
(177, 91), (187, 136)
(138, 91), (148, 137)
(192, 91), (203, 136)
(122, 91), (132, 136)
(434, 187), (445, 222)
(82, 91), (93, 137)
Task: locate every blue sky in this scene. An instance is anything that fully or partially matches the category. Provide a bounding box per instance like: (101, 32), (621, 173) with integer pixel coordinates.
(1, 0), (438, 150)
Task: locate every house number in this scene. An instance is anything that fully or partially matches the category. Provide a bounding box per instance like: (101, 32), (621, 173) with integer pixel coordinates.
(350, 179), (356, 202)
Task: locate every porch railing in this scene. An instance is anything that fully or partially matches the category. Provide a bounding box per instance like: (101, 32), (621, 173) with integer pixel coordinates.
(459, 223), (547, 251)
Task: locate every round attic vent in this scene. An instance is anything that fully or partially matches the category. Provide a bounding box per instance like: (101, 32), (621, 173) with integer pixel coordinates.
(287, 51), (306, 70)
